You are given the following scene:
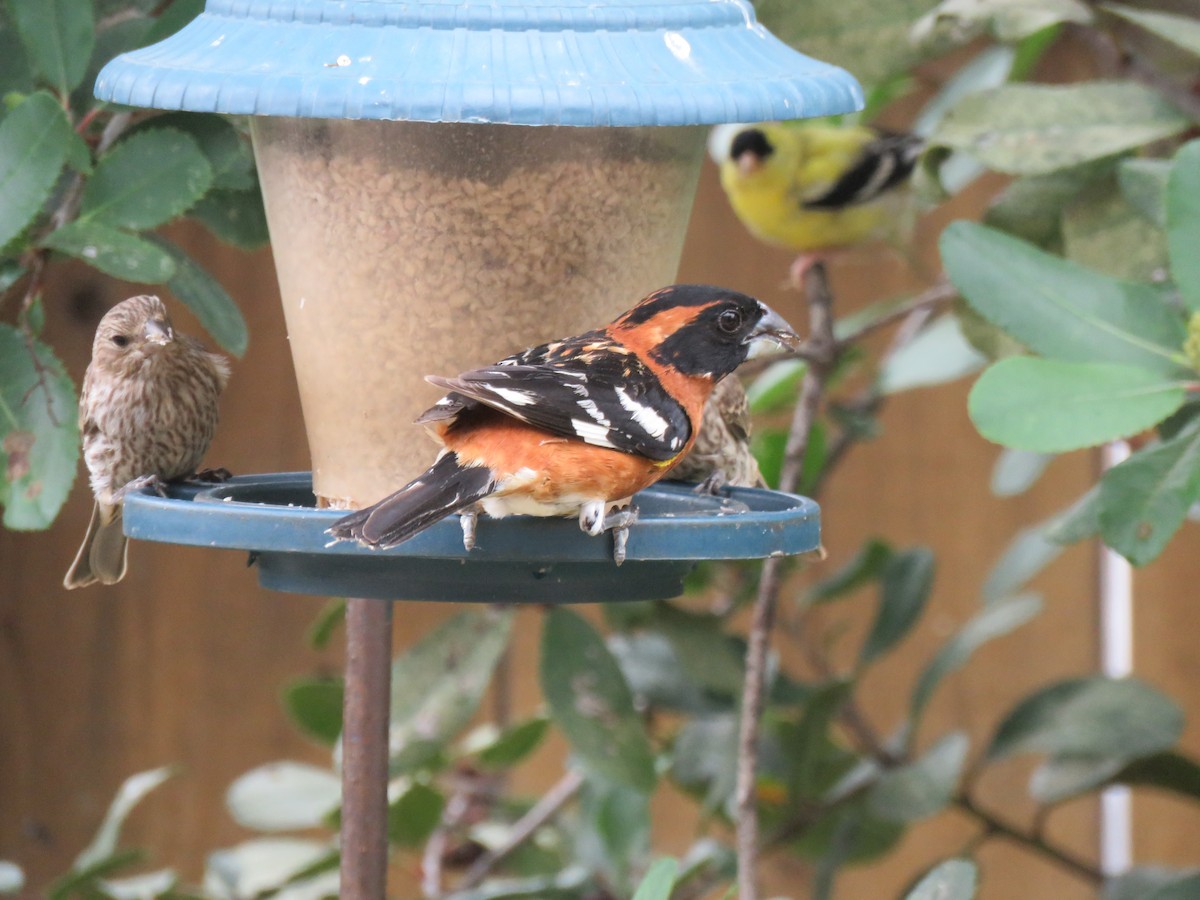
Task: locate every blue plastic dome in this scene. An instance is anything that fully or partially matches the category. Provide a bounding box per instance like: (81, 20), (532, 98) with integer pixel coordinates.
(94, 0), (863, 126)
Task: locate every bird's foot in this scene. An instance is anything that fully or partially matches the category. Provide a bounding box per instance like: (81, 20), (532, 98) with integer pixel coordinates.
(578, 501), (639, 566)
(692, 470), (728, 496)
(189, 467), (233, 484)
(460, 510), (478, 552)
(113, 474), (166, 502)
(787, 253), (826, 291)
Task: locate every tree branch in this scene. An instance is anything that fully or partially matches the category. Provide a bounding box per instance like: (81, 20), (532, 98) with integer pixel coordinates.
(455, 768), (585, 891)
(734, 263), (837, 900)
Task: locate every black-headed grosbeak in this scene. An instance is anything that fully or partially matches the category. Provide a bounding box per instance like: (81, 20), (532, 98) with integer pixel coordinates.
(328, 284), (799, 563)
(670, 376), (765, 491)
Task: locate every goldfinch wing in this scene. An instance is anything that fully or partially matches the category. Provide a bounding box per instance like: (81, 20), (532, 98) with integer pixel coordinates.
(801, 130), (923, 210)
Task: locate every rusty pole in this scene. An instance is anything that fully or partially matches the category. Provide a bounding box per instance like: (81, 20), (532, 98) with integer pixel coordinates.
(340, 596), (394, 898)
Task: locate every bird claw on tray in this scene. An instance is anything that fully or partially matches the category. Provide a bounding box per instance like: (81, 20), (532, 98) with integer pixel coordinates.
(693, 470), (728, 496)
(460, 510), (478, 551)
(603, 506), (639, 567)
(189, 467), (233, 484)
(113, 473), (167, 502)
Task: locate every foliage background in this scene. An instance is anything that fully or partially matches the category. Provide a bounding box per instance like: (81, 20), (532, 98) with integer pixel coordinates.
(2, 0), (1200, 898)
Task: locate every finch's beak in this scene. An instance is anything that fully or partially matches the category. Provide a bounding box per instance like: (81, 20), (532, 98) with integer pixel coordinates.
(736, 152), (763, 177)
(746, 306), (801, 356)
(144, 318), (174, 345)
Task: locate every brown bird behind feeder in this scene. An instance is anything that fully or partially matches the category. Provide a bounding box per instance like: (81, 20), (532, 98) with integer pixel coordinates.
(64, 295), (230, 589)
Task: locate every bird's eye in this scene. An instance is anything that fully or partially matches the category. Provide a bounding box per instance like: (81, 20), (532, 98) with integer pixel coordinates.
(111, 334), (130, 348)
(717, 309), (742, 333)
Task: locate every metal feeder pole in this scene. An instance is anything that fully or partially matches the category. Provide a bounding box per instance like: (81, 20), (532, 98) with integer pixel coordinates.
(340, 597), (394, 897)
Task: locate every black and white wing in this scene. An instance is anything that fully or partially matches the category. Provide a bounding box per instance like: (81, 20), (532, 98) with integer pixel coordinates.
(802, 130), (923, 210)
(420, 339), (692, 461)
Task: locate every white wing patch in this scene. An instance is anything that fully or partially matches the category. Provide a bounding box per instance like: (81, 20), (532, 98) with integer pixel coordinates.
(571, 418), (619, 448)
(614, 386), (670, 439)
(489, 386), (536, 407)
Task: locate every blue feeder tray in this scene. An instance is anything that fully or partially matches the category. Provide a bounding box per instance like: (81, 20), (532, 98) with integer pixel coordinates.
(122, 473), (819, 602)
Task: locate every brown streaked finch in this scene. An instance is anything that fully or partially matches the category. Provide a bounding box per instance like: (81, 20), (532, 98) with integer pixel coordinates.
(64, 295), (230, 589)
(670, 375), (766, 492)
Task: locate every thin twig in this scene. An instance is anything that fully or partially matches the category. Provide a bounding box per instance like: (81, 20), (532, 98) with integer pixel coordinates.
(422, 783), (474, 899)
(455, 769), (585, 891)
(833, 279), (957, 349)
(734, 263), (837, 900)
(954, 792), (1105, 886)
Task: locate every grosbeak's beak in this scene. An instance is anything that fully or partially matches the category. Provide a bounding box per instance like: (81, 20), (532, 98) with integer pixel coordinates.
(746, 306), (801, 355)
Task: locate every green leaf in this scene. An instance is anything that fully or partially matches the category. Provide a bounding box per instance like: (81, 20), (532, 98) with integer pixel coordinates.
(1108, 869), (1200, 900)
(968, 358), (1190, 453)
(390, 610), (512, 772)
(1029, 755), (1126, 804)
(1044, 486), (1102, 544)
(282, 677), (343, 746)
(982, 526), (1063, 603)
(1062, 178), (1169, 282)
(1146, 876), (1200, 900)
(1119, 158), (1171, 228)
(0, 22), (32, 99)
(790, 680), (857, 800)
(913, 45), (1015, 139)
(859, 547), (934, 666)
(48, 849), (144, 900)
(475, 717), (551, 770)
(75, 766), (177, 871)
(991, 449), (1053, 496)
(142, 0), (204, 46)
(0, 91), (74, 250)
(204, 839), (338, 900)
(879, 315), (986, 394)
(631, 858), (678, 900)
(540, 609), (656, 793)
(791, 796), (905, 867)
(139, 113), (255, 190)
(906, 859), (978, 900)
(0, 326), (78, 529)
(1116, 752), (1200, 803)
(1167, 140), (1200, 312)
(610, 631), (711, 714)
(987, 676), (1184, 762)
(984, 159), (1117, 249)
(755, 0), (936, 86)
(69, 15), (152, 116)
(941, 222), (1188, 376)
(188, 188), (271, 249)
(388, 782), (444, 847)
(225, 762), (340, 832)
(869, 732), (969, 822)
(7, 0), (94, 95)
(669, 714), (739, 812)
(1098, 421), (1200, 565)
(41, 220), (176, 282)
(147, 235), (248, 357)
(652, 603), (745, 697)
(81, 128), (213, 230)
(577, 773), (651, 892)
(0, 862), (23, 895)
(910, 593), (1041, 730)
(913, 0), (1089, 50)
(1103, 4), (1200, 57)
(307, 597), (346, 649)
(746, 359), (806, 414)
(933, 81), (1189, 176)
(804, 538), (894, 605)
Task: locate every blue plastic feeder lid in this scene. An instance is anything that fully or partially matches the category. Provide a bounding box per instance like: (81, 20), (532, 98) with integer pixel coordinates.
(94, 0), (863, 125)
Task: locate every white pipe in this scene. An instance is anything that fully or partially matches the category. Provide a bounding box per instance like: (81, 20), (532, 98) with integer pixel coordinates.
(1098, 440), (1133, 876)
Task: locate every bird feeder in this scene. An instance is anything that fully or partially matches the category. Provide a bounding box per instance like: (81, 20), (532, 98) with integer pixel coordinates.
(95, 1), (859, 895)
(95, 0), (862, 508)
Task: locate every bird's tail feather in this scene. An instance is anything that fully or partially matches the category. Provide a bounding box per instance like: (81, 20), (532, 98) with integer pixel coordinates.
(328, 453), (495, 549)
(64, 502), (129, 589)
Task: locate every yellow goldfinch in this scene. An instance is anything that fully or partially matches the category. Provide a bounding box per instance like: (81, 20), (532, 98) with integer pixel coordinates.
(708, 121), (923, 283)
